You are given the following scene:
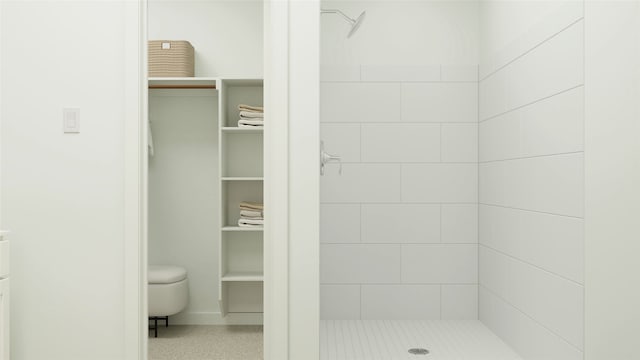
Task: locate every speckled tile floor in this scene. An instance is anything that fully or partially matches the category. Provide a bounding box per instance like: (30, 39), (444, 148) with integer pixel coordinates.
(148, 325), (263, 360)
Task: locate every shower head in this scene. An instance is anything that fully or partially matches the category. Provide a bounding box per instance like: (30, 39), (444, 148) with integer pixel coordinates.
(347, 11), (366, 38)
(321, 9), (366, 38)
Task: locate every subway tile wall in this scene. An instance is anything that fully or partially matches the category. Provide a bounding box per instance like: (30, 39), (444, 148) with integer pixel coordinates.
(320, 64), (479, 320)
(478, 3), (585, 359)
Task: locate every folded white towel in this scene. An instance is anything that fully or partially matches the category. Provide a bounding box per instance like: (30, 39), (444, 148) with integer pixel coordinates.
(238, 119), (264, 127)
(239, 111), (264, 119)
(238, 218), (264, 227)
(239, 202), (264, 211)
(238, 104), (264, 112)
(240, 209), (263, 218)
(239, 123), (263, 128)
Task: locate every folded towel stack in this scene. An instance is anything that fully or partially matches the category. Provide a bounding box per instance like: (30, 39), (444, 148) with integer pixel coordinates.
(238, 104), (264, 128)
(238, 201), (264, 227)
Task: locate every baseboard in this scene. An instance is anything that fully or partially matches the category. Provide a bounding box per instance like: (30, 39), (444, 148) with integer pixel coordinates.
(168, 311), (263, 325)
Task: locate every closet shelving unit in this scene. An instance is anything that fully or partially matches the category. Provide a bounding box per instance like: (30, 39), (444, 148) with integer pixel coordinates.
(218, 78), (264, 317)
(148, 76), (264, 320)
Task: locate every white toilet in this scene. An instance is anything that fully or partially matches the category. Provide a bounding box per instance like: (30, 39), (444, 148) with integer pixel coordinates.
(148, 265), (189, 337)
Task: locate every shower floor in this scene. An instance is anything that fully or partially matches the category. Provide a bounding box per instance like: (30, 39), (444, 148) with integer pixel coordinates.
(320, 320), (522, 360)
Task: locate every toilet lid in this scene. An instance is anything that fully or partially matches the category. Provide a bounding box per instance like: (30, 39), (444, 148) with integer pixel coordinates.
(148, 265), (187, 284)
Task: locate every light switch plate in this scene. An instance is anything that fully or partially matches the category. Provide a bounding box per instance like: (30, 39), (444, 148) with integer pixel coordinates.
(63, 108), (80, 133)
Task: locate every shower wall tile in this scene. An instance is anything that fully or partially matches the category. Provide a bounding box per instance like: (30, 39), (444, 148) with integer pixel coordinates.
(361, 285), (440, 319)
(401, 244), (478, 284)
(321, 164), (402, 203)
(402, 164), (478, 203)
(479, 5), (585, 356)
(478, 1), (583, 79)
(361, 123), (440, 162)
(321, 63), (479, 321)
(441, 65), (478, 82)
(321, 65), (361, 82)
(441, 123), (478, 162)
(479, 287), (584, 360)
(478, 69), (508, 120)
(321, 204), (361, 244)
(442, 285), (478, 319)
(441, 204), (478, 244)
(321, 123), (361, 162)
(480, 204), (584, 284)
(479, 21), (584, 120)
(508, 22), (583, 111)
(360, 65), (440, 82)
(479, 153), (584, 217)
(480, 247), (584, 350)
(321, 285), (361, 319)
(519, 87), (584, 156)
(479, 86), (584, 162)
(321, 82), (401, 123)
(478, 110), (520, 161)
(402, 83), (478, 123)
(321, 244), (402, 284)
(361, 204), (440, 244)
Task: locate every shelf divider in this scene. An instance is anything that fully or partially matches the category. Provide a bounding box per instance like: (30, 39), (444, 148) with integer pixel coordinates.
(221, 271), (264, 282)
(222, 226), (264, 232)
(221, 177), (264, 181)
(221, 127), (264, 133)
(148, 77), (218, 89)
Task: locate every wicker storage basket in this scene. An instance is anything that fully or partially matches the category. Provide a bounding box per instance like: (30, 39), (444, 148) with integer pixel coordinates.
(148, 40), (195, 77)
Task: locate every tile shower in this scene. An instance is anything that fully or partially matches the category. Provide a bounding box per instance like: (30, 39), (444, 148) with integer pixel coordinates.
(320, 1), (584, 359)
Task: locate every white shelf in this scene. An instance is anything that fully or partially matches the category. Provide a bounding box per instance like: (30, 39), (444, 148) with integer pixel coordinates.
(221, 177), (263, 181)
(222, 127), (263, 133)
(220, 78), (263, 86)
(222, 226), (264, 232)
(221, 271), (264, 282)
(148, 77), (218, 89)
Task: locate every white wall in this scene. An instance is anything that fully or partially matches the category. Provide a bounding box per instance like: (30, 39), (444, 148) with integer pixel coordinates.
(321, 0), (478, 67)
(288, 2), (321, 358)
(584, 1), (640, 358)
(478, 1), (585, 359)
(148, 90), (219, 324)
(1, 1), (132, 359)
(320, 0), (480, 320)
(0, 0), (3, 228)
(149, 0), (263, 77)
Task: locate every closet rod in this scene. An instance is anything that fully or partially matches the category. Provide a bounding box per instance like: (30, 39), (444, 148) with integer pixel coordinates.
(148, 85), (217, 89)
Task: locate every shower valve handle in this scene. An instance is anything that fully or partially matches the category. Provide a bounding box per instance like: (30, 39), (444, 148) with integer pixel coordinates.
(320, 141), (342, 176)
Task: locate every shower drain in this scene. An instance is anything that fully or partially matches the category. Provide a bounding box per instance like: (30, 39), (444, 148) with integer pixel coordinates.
(408, 348), (430, 355)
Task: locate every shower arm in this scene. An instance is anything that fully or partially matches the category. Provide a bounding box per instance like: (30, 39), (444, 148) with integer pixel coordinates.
(321, 9), (355, 25)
